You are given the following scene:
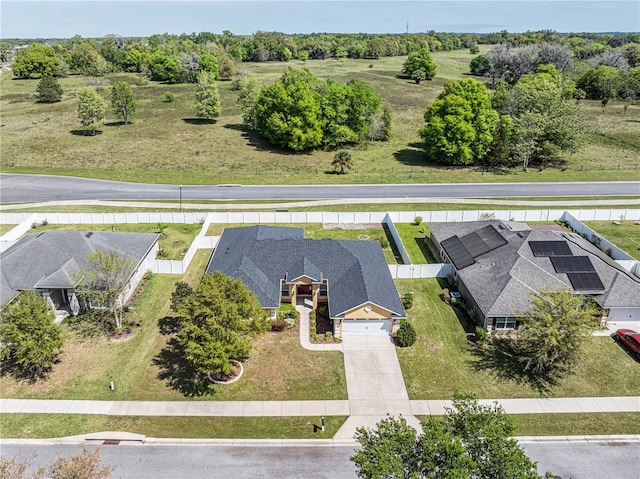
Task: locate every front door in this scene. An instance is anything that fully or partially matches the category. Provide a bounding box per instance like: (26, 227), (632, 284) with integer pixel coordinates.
(297, 285), (312, 296)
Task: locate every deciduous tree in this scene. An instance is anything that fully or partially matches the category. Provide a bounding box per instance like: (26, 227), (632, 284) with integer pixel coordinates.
(110, 81), (136, 124)
(401, 48), (437, 80)
(36, 75), (63, 103)
(194, 71), (221, 120)
(0, 291), (64, 379)
(352, 396), (547, 479)
(76, 87), (106, 134)
(75, 250), (135, 329)
(514, 289), (599, 377)
(12, 43), (61, 78)
(236, 73), (262, 130)
(419, 78), (499, 165)
(175, 272), (270, 378)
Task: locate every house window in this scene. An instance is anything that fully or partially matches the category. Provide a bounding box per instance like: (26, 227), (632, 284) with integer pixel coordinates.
(319, 281), (328, 297)
(494, 317), (517, 329)
(281, 281), (289, 297)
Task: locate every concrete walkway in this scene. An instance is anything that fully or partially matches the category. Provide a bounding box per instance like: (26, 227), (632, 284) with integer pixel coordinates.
(296, 298), (342, 352)
(2, 396), (638, 417)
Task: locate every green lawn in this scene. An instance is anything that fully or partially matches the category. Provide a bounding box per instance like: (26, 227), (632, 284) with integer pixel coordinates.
(510, 413), (640, 436)
(0, 414), (346, 439)
(394, 223), (437, 263)
(0, 224), (17, 234)
(0, 249), (347, 401)
(206, 222), (401, 264)
(2, 49), (639, 185)
(583, 220), (640, 260)
(27, 222), (201, 260)
(395, 278), (640, 400)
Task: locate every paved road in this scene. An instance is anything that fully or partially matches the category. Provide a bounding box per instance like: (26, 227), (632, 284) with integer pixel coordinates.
(1, 441), (637, 479)
(1, 174), (638, 202)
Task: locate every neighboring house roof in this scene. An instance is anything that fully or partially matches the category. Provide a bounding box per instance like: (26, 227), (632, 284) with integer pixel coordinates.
(0, 230), (159, 306)
(206, 225), (405, 319)
(429, 220), (640, 318)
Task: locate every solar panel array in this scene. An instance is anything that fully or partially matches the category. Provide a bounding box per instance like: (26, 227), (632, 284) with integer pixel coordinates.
(441, 225), (508, 270)
(529, 241), (573, 257)
(530, 240), (606, 291)
(567, 272), (605, 291)
(550, 256), (596, 273)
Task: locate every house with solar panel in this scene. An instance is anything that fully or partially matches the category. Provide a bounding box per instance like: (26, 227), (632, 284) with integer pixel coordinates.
(206, 225), (406, 338)
(427, 220), (640, 332)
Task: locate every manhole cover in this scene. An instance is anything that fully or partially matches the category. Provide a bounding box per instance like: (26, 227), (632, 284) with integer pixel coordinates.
(358, 235), (369, 240)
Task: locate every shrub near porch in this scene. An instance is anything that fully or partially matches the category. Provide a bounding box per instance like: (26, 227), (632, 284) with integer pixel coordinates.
(395, 278), (640, 399)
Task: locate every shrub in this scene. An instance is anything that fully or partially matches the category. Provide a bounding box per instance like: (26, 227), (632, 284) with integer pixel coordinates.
(325, 331), (332, 342)
(379, 237), (390, 249)
(402, 292), (414, 310)
(310, 310), (316, 321)
(396, 321), (416, 347)
(412, 216), (422, 225)
(277, 304), (297, 319)
(474, 326), (488, 345)
(271, 319), (287, 332)
(317, 306), (329, 318)
(164, 92), (175, 102)
(441, 288), (451, 304)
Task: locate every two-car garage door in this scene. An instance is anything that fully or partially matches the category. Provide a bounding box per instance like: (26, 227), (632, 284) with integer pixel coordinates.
(342, 320), (391, 336)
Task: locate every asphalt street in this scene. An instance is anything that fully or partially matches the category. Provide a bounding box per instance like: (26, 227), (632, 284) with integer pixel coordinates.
(1, 174), (638, 202)
(1, 441), (638, 479)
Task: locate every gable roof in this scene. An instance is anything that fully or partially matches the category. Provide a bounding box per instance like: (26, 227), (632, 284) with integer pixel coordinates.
(0, 230), (159, 306)
(206, 225), (405, 318)
(429, 220), (640, 317)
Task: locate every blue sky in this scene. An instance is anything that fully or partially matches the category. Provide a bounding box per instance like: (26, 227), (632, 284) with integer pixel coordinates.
(1, 1), (639, 39)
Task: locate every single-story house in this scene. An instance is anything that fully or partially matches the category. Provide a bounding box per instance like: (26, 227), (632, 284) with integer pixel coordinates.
(206, 225), (406, 337)
(427, 220), (640, 331)
(0, 230), (159, 316)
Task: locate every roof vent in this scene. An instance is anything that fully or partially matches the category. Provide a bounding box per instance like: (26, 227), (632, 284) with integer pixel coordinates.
(85, 232), (93, 238)
(498, 224), (505, 230)
(35, 232), (45, 238)
(517, 232), (525, 238)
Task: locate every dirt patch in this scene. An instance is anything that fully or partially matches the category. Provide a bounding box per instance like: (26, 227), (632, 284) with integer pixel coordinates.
(323, 223), (383, 230)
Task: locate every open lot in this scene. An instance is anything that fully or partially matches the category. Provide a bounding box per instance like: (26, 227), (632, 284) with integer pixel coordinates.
(2, 48), (638, 185)
(27, 222), (201, 260)
(584, 220), (640, 260)
(0, 249), (347, 402)
(395, 278), (640, 400)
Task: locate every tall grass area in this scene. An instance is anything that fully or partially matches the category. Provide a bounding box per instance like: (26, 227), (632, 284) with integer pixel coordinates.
(2, 50), (638, 184)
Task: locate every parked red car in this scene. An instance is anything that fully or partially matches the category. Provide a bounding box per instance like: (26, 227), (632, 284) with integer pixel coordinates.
(614, 329), (640, 360)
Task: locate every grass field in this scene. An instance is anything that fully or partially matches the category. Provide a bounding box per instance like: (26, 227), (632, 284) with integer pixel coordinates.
(0, 414), (346, 439)
(395, 278), (640, 400)
(394, 223), (436, 263)
(28, 222), (201, 260)
(206, 222), (401, 264)
(0, 249), (347, 401)
(583, 220), (640, 260)
(2, 49), (639, 185)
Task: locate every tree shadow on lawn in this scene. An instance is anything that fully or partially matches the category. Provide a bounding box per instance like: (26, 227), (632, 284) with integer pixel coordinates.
(223, 123), (311, 156)
(70, 129), (103, 136)
(153, 337), (214, 397)
(413, 237), (437, 263)
(469, 337), (559, 395)
(183, 118), (216, 125)
(0, 356), (58, 383)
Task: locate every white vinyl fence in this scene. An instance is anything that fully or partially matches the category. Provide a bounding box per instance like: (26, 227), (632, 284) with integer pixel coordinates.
(2, 209), (638, 279)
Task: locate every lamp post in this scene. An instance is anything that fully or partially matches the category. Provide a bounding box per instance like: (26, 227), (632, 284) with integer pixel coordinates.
(179, 185), (183, 213)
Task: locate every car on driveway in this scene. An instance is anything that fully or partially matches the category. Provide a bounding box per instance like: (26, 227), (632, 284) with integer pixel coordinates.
(613, 329), (640, 360)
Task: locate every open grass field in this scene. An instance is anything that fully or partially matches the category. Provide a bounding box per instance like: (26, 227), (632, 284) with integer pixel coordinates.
(583, 220), (640, 260)
(2, 48), (639, 185)
(395, 278), (640, 400)
(0, 248), (347, 401)
(28, 222), (201, 260)
(206, 222), (401, 264)
(0, 414), (346, 439)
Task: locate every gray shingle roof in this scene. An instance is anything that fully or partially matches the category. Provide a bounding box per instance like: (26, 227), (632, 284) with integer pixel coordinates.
(1, 230), (159, 306)
(429, 220), (640, 317)
(206, 225), (405, 318)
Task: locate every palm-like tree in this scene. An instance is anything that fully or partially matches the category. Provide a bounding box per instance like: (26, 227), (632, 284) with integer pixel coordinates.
(332, 150), (353, 174)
